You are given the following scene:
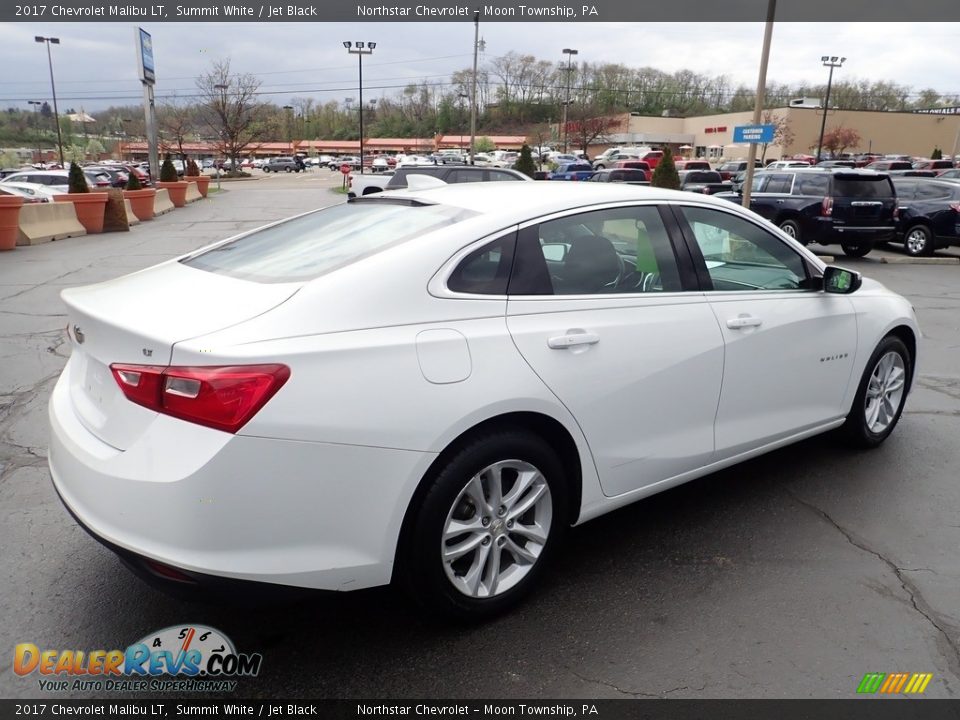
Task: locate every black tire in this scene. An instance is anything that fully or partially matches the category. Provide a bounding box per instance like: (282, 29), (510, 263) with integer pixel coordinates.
(400, 428), (568, 622)
(903, 225), (934, 257)
(779, 219), (804, 245)
(840, 241), (872, 257)
(285, 167), (292, 173)
(840, 335), (911, 448)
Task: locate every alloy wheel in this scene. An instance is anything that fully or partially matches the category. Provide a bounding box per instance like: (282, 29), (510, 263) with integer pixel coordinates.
(864, 351), (906, 434)
(441, 459), (552, 599)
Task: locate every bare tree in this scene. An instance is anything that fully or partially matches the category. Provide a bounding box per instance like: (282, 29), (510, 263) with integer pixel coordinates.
(566, 110), (624, 156)
(158, 96), (196, 168)
(196, 59), (268, 173)
(759, 110), (795, 162)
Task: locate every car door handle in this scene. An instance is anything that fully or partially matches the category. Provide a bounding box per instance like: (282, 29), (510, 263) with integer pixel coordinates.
(776, 199), (786, 203)
(547, 332), (600, 349)
(726, 315), (763, 329)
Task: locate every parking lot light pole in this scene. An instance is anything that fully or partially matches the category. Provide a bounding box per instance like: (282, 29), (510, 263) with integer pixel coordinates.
(815, 56), (845, 163)
(561, 48), (578, 154)
(344, 41), (375, 174)
(35, 36), (64, 167)
(27, 100), (43, 164)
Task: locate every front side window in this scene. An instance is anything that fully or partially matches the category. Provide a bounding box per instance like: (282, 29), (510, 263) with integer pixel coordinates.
(679, 206), (808, 292)
(509, 206), (682, 295)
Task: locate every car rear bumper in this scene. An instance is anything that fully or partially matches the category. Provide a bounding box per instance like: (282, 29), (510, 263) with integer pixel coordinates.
(48, 367), (435, 592)
(808, 218), (896, 245)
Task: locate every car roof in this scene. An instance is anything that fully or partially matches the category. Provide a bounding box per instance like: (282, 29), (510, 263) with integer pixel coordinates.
(382, 178), (732, 219)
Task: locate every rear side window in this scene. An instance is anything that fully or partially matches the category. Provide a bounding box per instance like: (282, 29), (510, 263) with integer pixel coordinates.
(448, 233), (516, 295)
(834, 177), (894, 199)
(893, 180), (918, 200)
(915, 183), (954, 200)
(763, 174), (794, 193)
(182, 201), (475, 283)
(796, 174), (830, 196)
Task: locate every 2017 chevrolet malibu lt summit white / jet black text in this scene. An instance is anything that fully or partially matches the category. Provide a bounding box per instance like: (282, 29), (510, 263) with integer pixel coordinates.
(49, 183), (919, 620)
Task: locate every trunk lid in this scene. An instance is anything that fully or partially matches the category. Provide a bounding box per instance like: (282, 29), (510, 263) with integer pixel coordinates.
(829, 174), (897, 227)
(61, 261), (300, 450)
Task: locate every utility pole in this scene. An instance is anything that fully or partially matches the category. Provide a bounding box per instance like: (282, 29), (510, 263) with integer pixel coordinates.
(561, 48), (578, 154)
(468, 9), (479, 165)
(815, 56), (846, 163)
(741, 0), (775, 209)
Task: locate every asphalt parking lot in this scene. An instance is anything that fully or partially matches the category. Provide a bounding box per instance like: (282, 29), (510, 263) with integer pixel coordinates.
(1, 173), (958, 699)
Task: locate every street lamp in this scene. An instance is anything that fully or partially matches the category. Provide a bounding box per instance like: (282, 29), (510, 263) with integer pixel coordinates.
(27, 100), (42, 164)
(344, 41), (375, 174)
(561, 48), (578, 153)
(35, 36), (64, 167)
(815, 55), (846, 163)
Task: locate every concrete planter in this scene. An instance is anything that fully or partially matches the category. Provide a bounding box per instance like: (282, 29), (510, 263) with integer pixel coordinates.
(53, 192), (109, 234)
(156, 181), (189, 208)
(122, 188), (157, 221)
(0, 195), (25, 250)
(186, 175), (211, 197)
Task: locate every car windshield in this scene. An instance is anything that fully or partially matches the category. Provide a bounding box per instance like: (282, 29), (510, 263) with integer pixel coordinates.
(181, 201), (476, 283)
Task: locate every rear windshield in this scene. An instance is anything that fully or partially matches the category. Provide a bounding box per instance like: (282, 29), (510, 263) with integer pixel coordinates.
(182, 201), (475, 283)
(834, 177), (894, 199)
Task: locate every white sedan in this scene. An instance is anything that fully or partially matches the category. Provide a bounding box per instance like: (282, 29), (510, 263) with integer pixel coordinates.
(49, 183), (919, 620)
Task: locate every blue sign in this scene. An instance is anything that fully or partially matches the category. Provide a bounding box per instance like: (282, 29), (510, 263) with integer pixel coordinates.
(137, 28), (155, 85)
(733, 124), (775, 144)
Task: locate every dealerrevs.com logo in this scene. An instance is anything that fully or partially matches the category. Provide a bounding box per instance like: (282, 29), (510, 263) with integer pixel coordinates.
(14, 625), (262, 693)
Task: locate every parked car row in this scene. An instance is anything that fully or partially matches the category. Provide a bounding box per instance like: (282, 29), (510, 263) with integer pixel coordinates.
(716, 167), (960, 258)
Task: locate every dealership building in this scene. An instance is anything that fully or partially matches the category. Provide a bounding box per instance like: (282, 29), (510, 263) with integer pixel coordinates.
(600, 106), (960, 160)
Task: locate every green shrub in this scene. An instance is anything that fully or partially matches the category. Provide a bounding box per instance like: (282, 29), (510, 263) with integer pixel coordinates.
(514, 144), (537, 178)
(159, 156), (178, 183)
(67, 163), (89, 193)
(125, 172), (143, 191)
(651, 147), (680, 190)
(932, 147), (943, 160)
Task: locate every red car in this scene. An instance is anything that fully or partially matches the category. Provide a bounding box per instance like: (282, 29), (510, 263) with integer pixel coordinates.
(913, 159), (956, 171)
(674, 160), (712, 172)
(613, 160), (652, 180)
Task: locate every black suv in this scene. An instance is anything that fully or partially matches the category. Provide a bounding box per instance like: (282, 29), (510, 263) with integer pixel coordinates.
(716, 169), (897, 257)
(384, 165), (530, 190)
(891, 177), (960, 256)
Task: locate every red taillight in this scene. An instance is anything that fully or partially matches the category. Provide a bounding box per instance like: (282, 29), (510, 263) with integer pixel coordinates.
(110, 363), (290, 433)
(821, 196), (834, 216)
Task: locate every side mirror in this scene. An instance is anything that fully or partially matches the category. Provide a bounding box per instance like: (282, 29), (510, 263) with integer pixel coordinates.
(823, 266), (862, 294)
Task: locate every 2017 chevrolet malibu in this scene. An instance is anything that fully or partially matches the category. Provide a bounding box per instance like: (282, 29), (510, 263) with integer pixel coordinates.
(49, 182), (919, 620)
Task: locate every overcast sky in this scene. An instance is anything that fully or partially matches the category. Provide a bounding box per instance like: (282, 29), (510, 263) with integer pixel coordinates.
(1, 22), (958, 112)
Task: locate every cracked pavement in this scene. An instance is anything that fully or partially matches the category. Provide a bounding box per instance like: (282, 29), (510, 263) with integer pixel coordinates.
(1, 174), (959, 699)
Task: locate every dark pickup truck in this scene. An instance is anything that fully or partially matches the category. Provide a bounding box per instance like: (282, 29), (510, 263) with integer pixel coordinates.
(678, 170), (732, 195)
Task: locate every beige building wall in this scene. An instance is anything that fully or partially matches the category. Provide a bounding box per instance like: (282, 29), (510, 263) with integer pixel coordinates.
(610, 107), (960, 161)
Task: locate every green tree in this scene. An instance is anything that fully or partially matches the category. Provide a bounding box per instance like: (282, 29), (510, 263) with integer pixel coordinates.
(85, 138), (106, 157)
(67, 162), (89, 193)
(475, 136), (496, 153)
(932, 147), (943, 159)
(514, 144), (537, 178)
(651, 147), (680, 190)
(125, 171), (143, 191)
(159, 156), (178, 182)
